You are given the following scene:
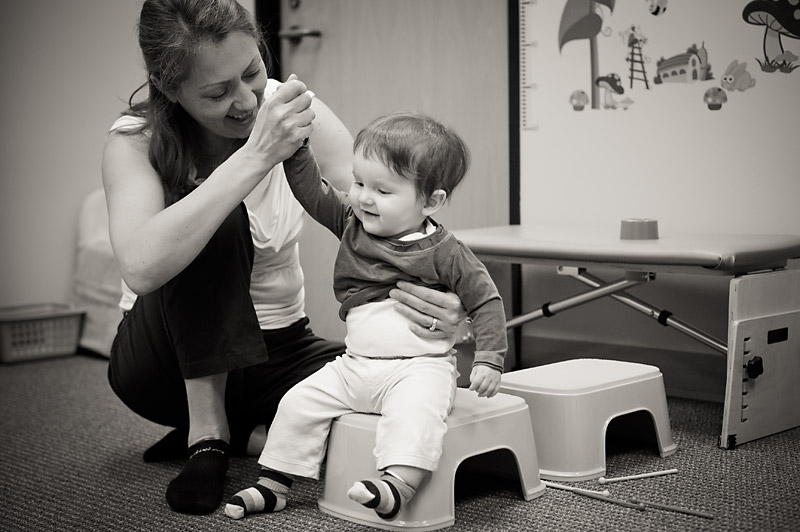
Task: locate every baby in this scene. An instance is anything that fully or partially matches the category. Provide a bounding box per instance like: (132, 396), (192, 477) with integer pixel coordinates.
(226, 112), (507, 520)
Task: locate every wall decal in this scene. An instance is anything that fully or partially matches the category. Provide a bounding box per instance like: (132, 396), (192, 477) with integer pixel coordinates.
(653, 43), (713, 84)
(647, 0), (668, 16)
(595, 72), (626, 109)
(569, 89), (590, 110)
(742, 0), (800, 73)
(721, 60), (757, 91)
(703, 87), (728, 110)
(559, 0), (617, 109)
(622, 25), (651, 89)
(550, 1), (798, 117)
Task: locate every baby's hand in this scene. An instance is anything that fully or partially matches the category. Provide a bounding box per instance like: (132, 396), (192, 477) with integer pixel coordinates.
(468, 366), (502, 398)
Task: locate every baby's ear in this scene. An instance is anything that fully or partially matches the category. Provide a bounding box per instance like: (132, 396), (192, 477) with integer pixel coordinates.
(422, 189), (447, 216)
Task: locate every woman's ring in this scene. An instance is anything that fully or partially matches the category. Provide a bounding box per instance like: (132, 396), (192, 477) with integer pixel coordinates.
(428, 317), (438, 332)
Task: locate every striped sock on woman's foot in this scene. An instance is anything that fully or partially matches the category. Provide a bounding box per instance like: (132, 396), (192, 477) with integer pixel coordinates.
(224, 468), (293, 520)
(346, 471), (416, 519)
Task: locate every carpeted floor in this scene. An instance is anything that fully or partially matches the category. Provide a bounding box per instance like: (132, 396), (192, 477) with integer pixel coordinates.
(1, 353), (799, 531)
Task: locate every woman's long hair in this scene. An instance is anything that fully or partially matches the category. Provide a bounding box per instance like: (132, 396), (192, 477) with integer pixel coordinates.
(118, 0), (271, 205)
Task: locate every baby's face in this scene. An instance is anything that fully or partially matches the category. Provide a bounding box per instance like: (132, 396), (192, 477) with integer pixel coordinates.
(348, 152), (427, 239)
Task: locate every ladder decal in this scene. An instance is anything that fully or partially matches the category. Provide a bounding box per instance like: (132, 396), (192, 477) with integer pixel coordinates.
(625, 27), (650, 89)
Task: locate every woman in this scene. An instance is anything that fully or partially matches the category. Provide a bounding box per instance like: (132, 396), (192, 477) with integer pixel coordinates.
(102, 0), (467, 516)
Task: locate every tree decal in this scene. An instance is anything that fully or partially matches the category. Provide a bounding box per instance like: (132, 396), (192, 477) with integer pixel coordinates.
(559, 0), (616, 109)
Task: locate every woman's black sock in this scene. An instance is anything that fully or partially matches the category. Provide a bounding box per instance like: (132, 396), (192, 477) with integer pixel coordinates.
(143, 425), (253, 464)
(165, 439), (229, 514)
(143, 428), (188, 463)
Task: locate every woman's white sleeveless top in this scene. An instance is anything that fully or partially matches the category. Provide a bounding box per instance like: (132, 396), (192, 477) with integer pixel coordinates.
(111, 79), (307, 329)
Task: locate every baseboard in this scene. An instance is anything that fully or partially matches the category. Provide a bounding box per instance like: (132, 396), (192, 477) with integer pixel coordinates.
(517, 335), (727, 403)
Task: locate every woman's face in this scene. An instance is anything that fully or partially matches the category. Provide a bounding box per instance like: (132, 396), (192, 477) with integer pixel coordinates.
(176, 32), (267, 145)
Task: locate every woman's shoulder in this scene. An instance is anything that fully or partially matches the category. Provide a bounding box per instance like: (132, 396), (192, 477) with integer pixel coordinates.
(109, 113), (146, 134)
(102, 114), (151, 177)
(104, 112), (148, 152)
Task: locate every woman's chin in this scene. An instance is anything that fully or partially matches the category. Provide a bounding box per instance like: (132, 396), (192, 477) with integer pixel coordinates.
(224, 116), (255, 137)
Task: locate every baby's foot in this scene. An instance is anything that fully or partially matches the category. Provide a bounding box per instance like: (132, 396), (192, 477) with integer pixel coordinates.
(224, 468), (293, 519)
(347, 472), (415, 520)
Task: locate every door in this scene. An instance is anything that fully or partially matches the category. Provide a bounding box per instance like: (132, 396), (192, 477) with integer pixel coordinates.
(278, 0), (510, 345)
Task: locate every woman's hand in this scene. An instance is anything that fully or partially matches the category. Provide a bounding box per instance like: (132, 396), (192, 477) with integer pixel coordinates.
(243, 74), (315, 168)
(388, 280), (468, 340)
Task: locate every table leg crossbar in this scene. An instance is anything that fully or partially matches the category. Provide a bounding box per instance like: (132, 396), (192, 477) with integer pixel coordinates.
(506, 267), (728, 357)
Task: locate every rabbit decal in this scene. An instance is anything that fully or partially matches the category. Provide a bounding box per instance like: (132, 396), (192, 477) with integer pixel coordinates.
(721, 60), (756, 92)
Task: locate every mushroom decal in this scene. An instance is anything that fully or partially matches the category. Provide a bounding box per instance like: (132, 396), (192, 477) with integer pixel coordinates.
(743, 0), (800, 72)
(595, 73), (624, 109)
(620, 97), (635, 110)
(704, 87), (728, 110)
(569, 90), (590, 110)
(774, 49), (800, 67)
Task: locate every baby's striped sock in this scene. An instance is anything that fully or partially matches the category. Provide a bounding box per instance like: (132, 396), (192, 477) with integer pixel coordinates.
(224, 468), (293, 519)
(346, 470), (416, 520)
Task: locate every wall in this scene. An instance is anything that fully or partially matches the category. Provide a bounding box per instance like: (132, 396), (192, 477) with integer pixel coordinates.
(0, 0), (254, 307)
(516, 0), (800, 386)
(0, 1), (143, 306)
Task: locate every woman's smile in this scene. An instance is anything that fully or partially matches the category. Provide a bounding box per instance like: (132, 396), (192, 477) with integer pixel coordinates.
(226, 109), (256, 130)
(227, 109), (254, 123)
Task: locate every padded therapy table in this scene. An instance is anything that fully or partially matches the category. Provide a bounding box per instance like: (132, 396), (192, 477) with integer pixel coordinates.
(452, 224), (800, 449)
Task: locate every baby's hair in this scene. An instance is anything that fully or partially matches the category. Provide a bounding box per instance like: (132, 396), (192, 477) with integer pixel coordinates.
(353, 112), (470, 200)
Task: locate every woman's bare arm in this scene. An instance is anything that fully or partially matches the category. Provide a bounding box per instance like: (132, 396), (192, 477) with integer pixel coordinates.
(103, 79), (314, 295)
(308, 96), (354, 191)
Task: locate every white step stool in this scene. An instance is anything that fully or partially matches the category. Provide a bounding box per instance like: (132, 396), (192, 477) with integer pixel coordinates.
(500, 358), (677, 481)
(318, 388), (545, 531)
